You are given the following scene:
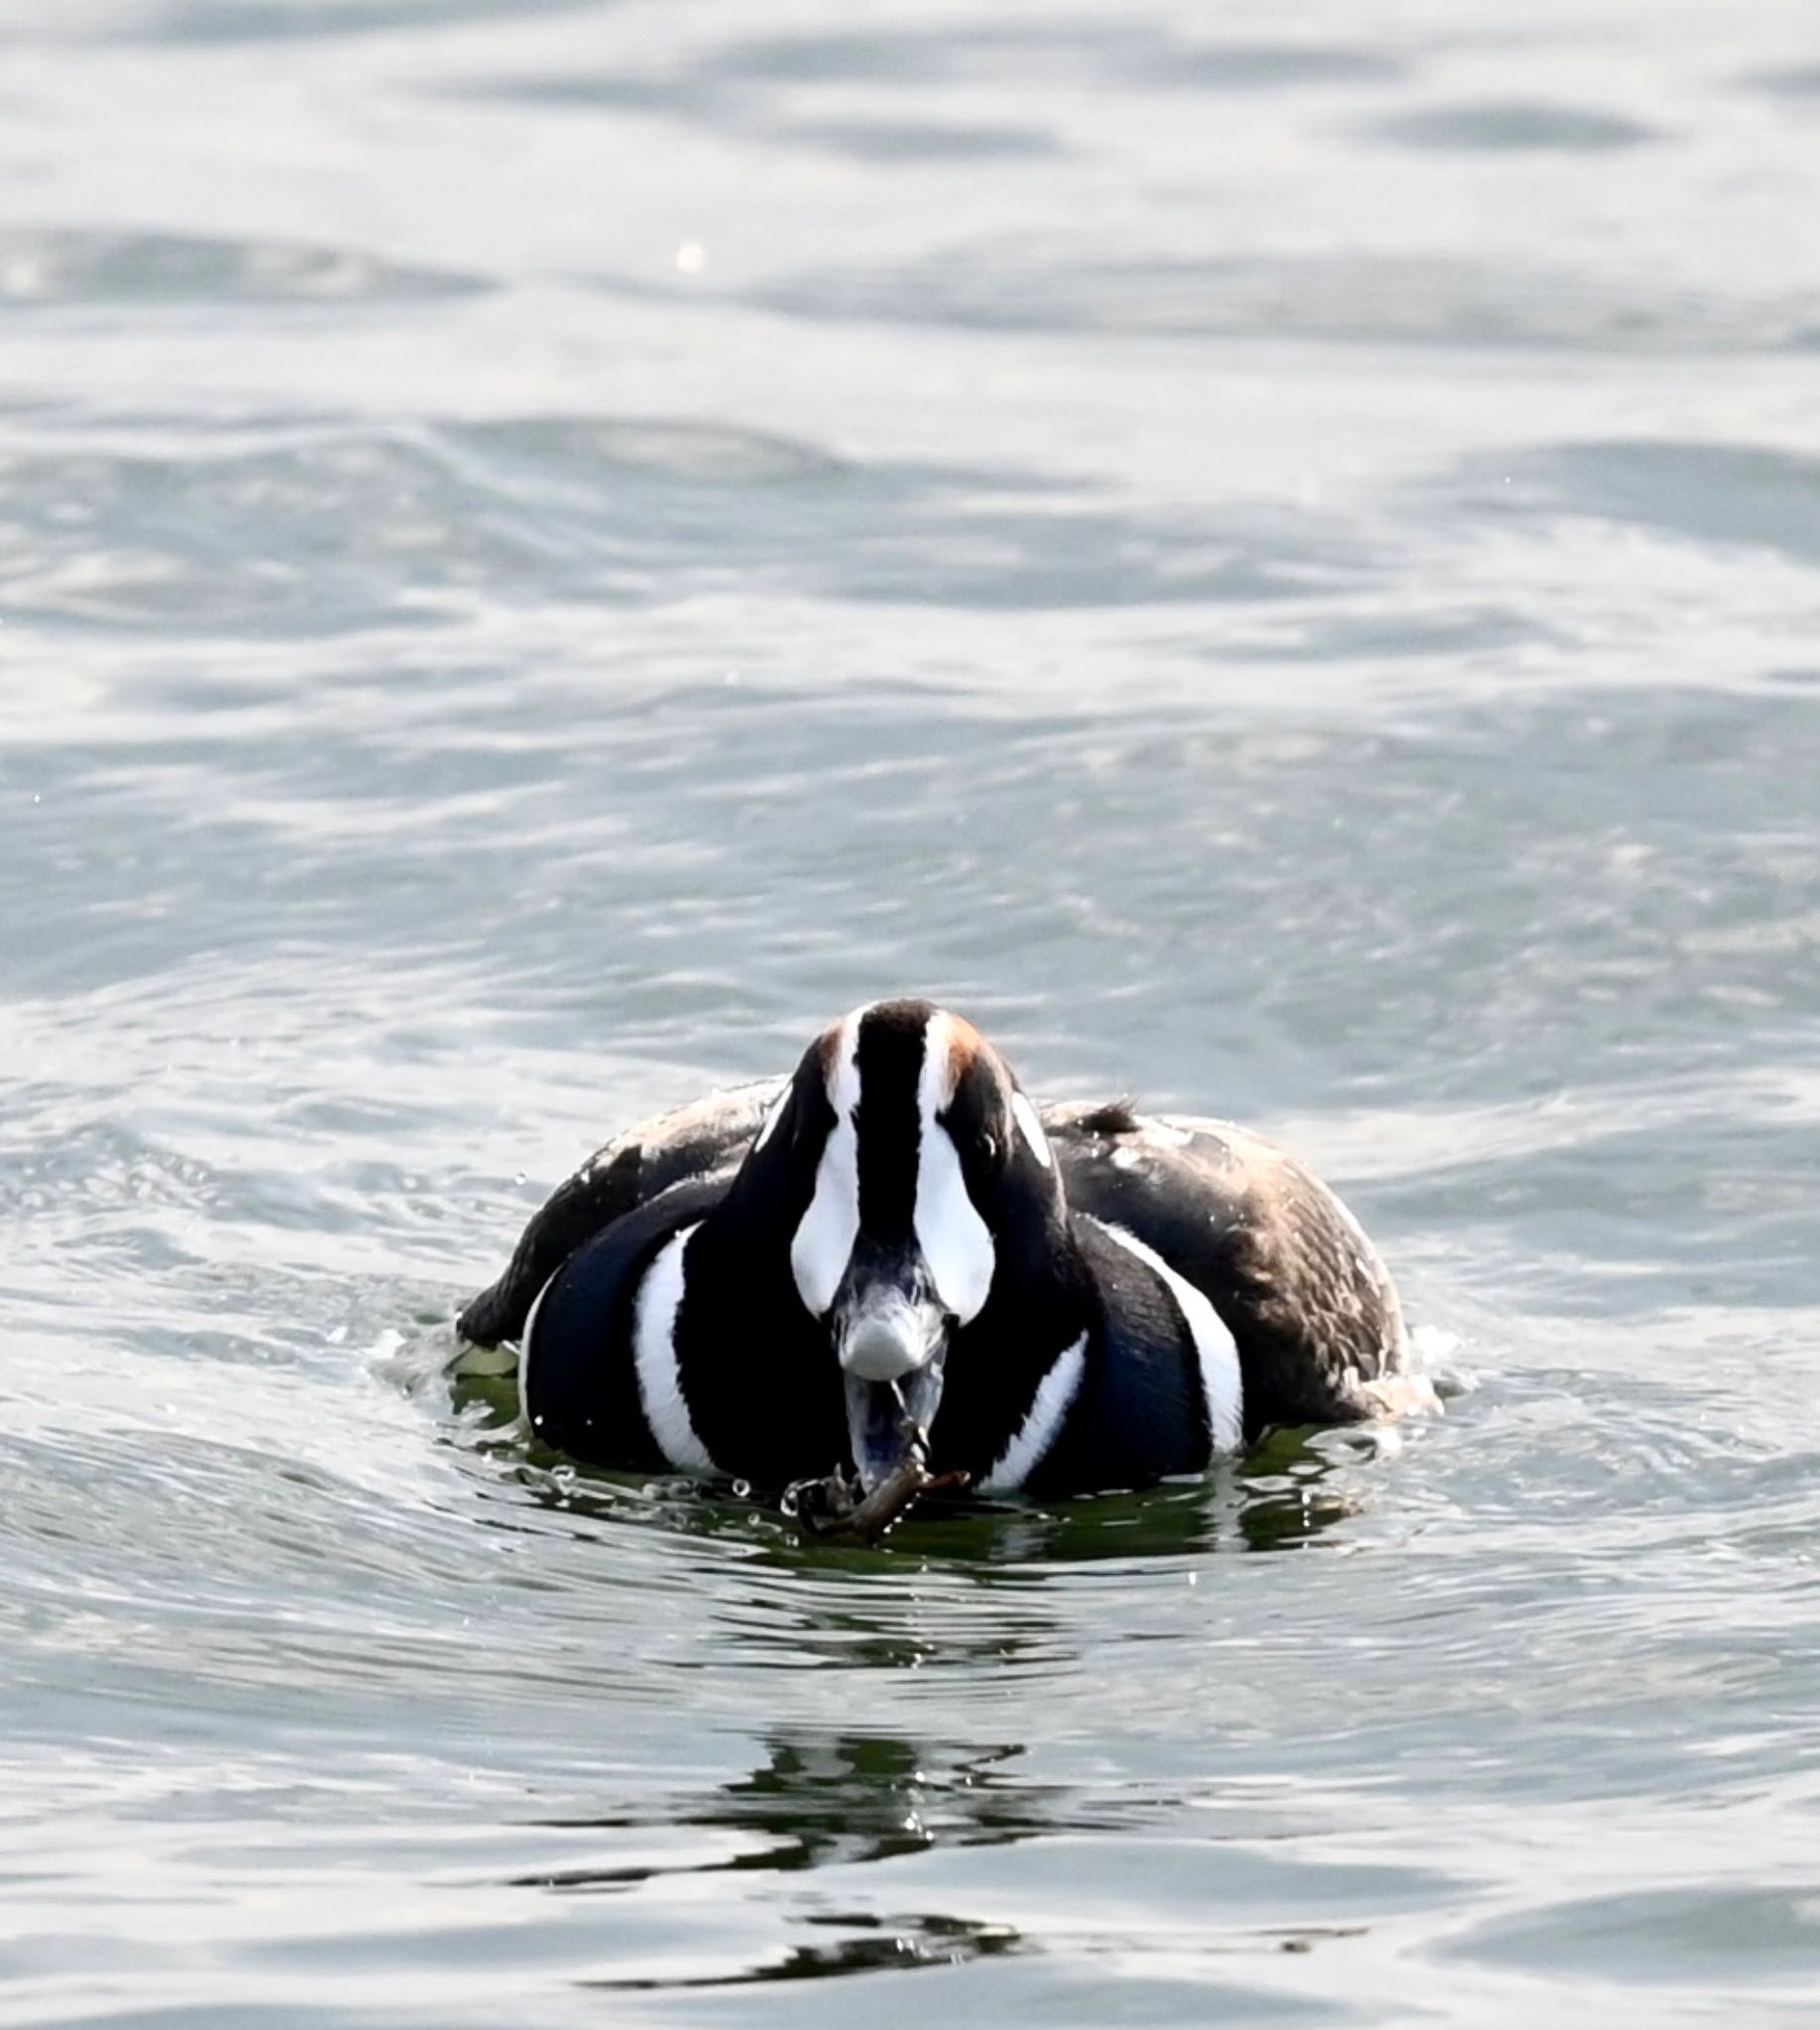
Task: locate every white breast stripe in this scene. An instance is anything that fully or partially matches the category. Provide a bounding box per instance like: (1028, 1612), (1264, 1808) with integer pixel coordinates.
(915, 1014), (995, 1322)
(517, 1268), (558, 1431)
(979, 1331), (1087, 1492)
(633, 1222), (717, 1473)
(1010, 1087), (1052, 1169)
(790, 1017), (861, 1317)
(1087, 1218), (1244, 1453)
(751, 1082), (790, 1153)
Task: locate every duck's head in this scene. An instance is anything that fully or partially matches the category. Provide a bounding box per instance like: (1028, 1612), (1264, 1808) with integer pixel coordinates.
(740, 998), (1063, 1492)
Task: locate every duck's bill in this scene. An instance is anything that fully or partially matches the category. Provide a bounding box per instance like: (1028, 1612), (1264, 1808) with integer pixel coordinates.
(844, 1364), (945, 1494)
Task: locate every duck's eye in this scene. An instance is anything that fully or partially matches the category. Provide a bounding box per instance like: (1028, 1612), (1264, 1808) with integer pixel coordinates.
(980, 1131), (1000, 1166)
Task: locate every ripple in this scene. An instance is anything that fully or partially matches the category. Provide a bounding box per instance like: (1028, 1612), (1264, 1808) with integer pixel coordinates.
(1442, 1883), (1820, 1984)
(0, 227), (487, 305)
(102, 0), (603, 43)
(451, 414), (848, 488)
(1457, 439), (1820, 566)
(1741, 63), (1820, 99)
(1148, 42), (1407, 90)
(469, 69), (1069, 163)
(754, 249), (1815, 352)
(502, 24), (1409, 96)
(0, 416), (1365, 633)
(0, 429), (522, 633)
(692, 27), (964, 85)
(1370, 99), (1662, 153)
(774, 115), (1066, 164)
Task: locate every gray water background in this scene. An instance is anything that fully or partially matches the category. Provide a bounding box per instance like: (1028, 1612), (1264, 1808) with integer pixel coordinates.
(5, 0), (1820, 2021)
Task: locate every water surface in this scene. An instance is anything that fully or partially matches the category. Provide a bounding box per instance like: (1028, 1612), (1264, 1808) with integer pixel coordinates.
(4, 1), (1820, 2022)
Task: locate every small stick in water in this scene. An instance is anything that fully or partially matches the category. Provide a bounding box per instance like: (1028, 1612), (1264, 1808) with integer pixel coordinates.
(782, 1420), (968, 1543)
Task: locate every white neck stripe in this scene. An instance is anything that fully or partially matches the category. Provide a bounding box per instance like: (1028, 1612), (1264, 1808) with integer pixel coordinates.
(921, 1010), (962, 1109)
(829, 1011), (863, 1117)
(1010, 1087), (1051, 1169)
(751, 1082), (790, 1153)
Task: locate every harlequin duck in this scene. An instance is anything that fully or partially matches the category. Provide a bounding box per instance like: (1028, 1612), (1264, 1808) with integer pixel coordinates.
(463, 1000), (1423, 1499)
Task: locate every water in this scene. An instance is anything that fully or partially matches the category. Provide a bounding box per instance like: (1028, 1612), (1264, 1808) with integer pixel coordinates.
(4, 0), (1820, 2020)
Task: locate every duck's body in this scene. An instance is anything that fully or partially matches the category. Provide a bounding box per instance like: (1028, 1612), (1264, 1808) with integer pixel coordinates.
(460, 1003), (1419, 1499)
(517, 1165), (1248, 1498)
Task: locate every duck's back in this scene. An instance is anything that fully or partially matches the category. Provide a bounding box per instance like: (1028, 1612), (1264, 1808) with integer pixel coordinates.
(459, 1084), (1415, 1442)
(458, 1080), (778, 1348)
(1047, 1101), (1410, 1433)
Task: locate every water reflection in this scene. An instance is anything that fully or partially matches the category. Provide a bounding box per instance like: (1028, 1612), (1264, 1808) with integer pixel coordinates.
(531, 1735), (1062, 1882)
(506, 1728), (1418, 1994)
(520, 1731), (1062, 1987)
(588, 1910), (1024, 1989)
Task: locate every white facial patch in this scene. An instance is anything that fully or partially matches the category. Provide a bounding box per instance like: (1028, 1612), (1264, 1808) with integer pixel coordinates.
(979, 1331), (1086, 1492)
(1010, 1087), (1051, 1169)
(1087, 1217), (1244, 1453)
(914, 1013), (996, 1322)
(632, 1222), (718, 1473)
(789, 1016), (861, 1318)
